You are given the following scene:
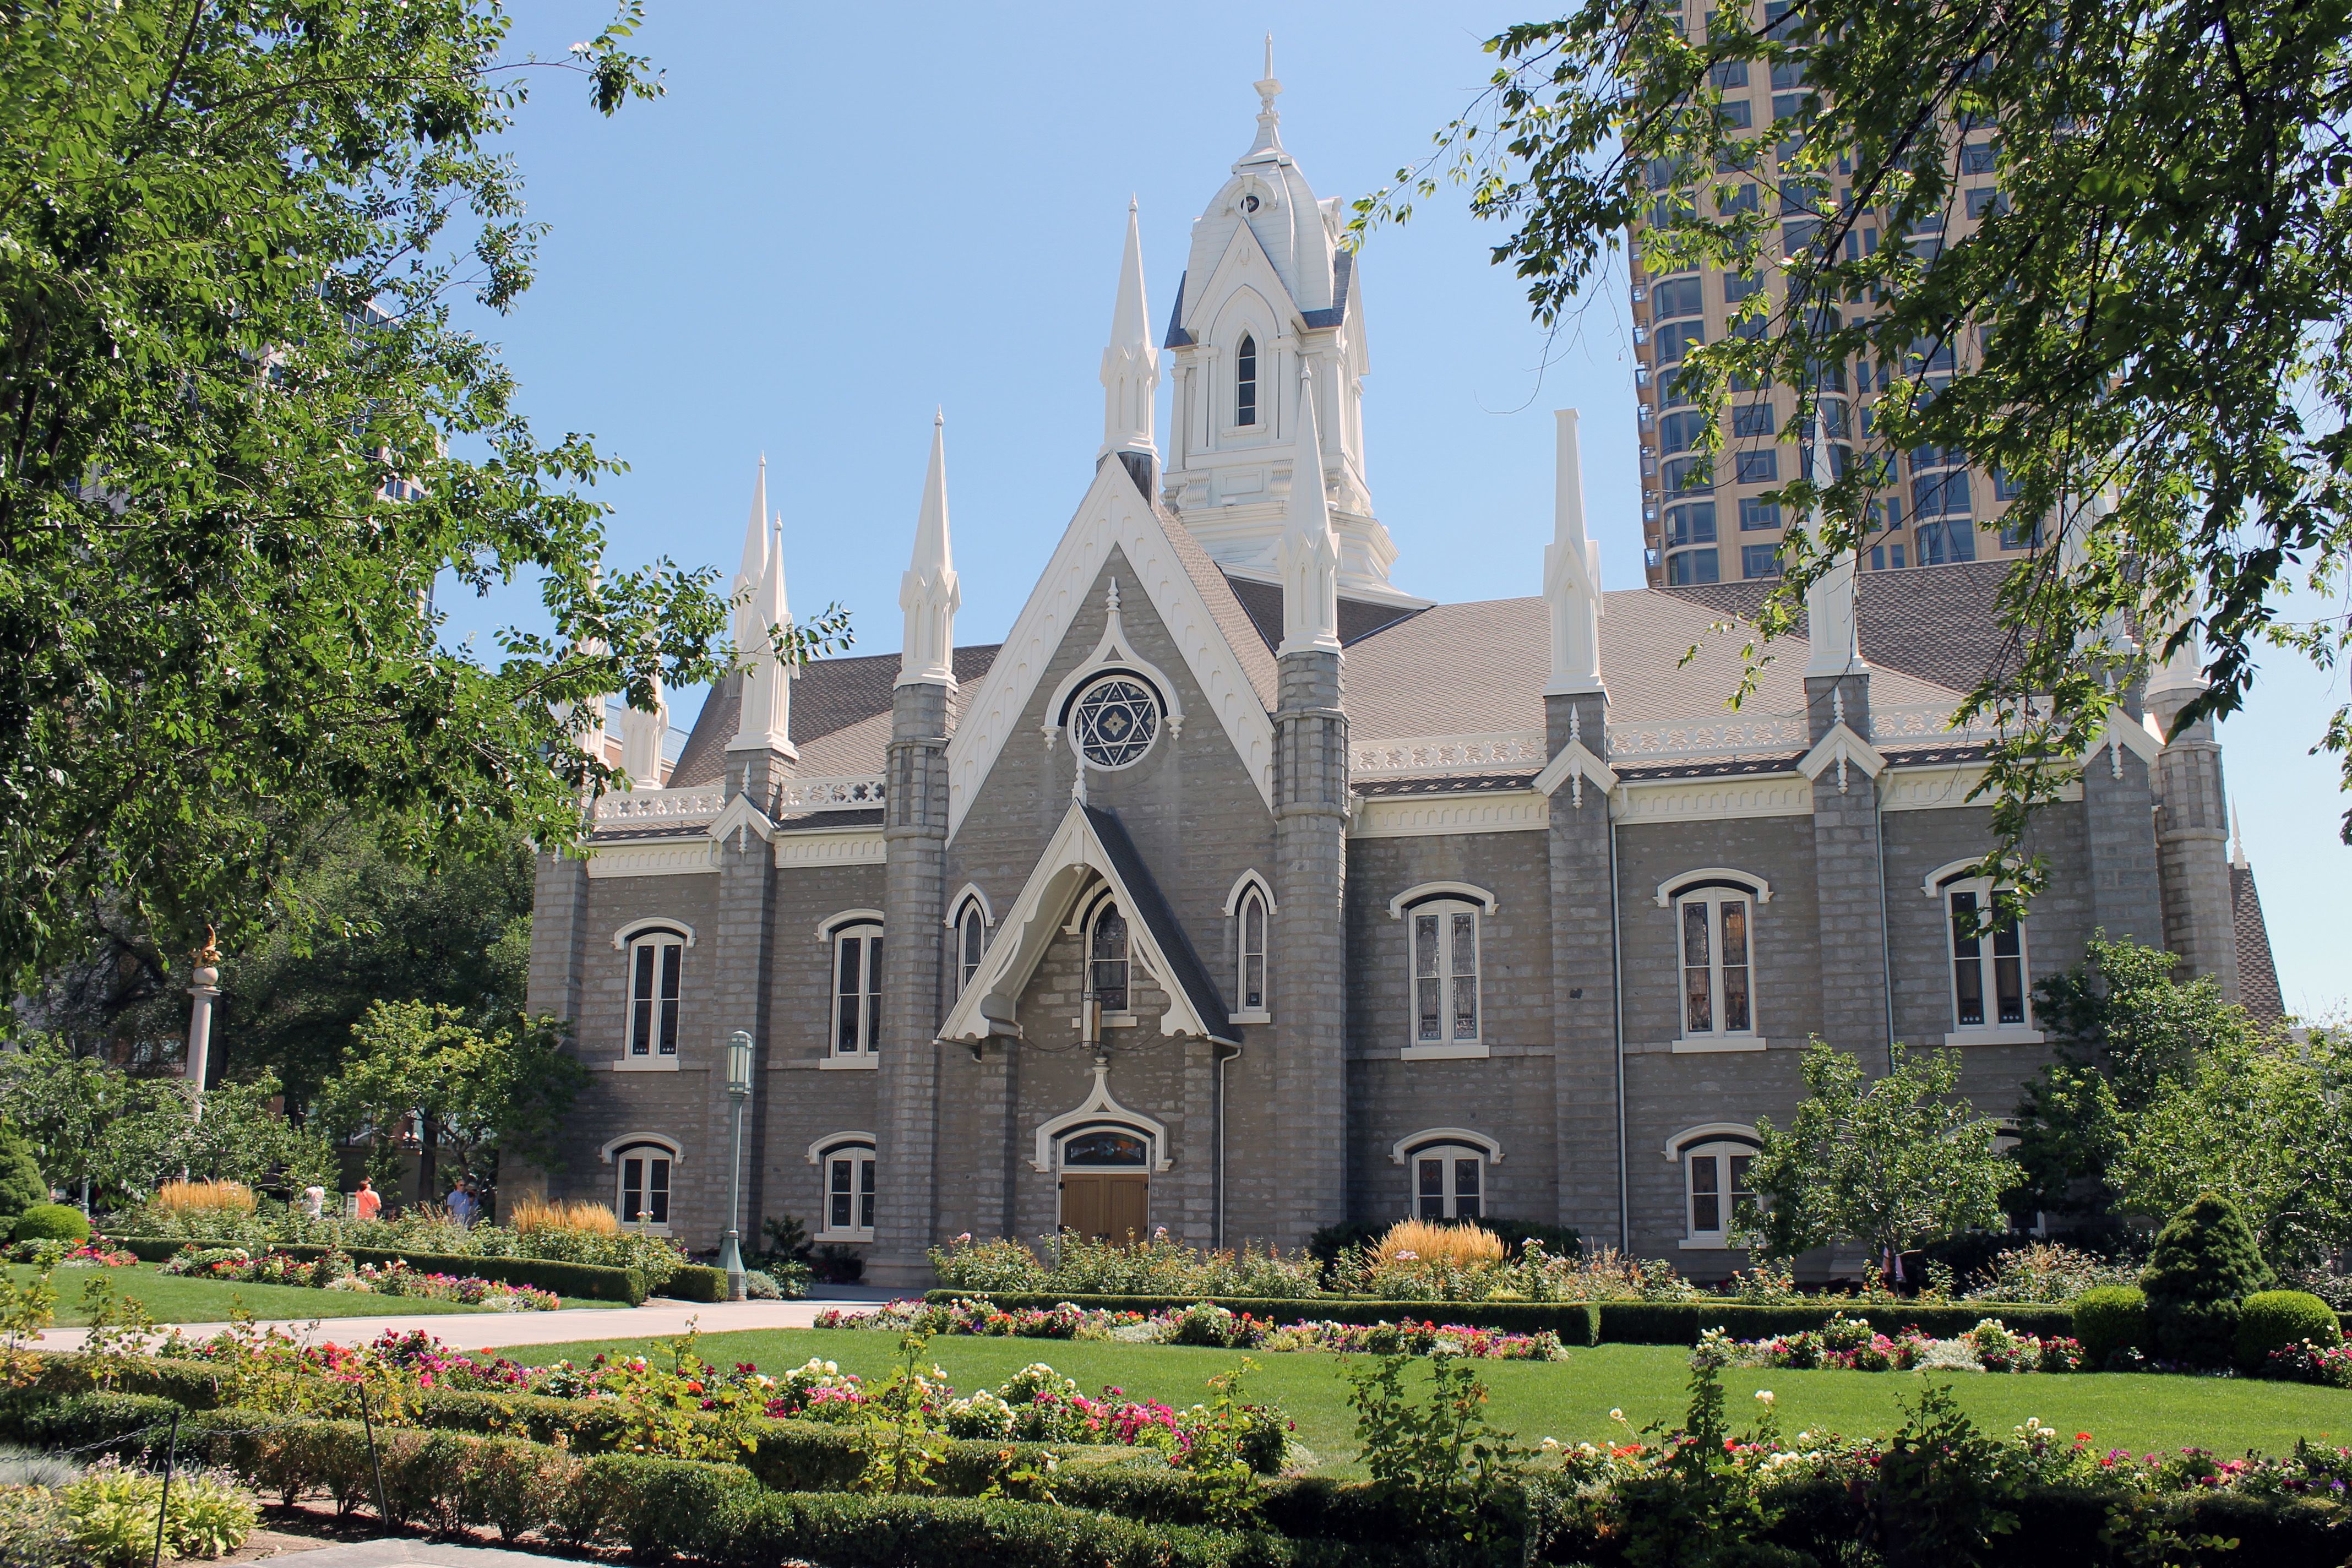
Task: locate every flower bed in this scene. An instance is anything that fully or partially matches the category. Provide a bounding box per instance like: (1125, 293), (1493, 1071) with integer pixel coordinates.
(823, 1295), (1571, 1359)
(6, 1235), (139, 1268)
(157, 1246), (559, 1310)
(1724, 1313), (2086, 1373)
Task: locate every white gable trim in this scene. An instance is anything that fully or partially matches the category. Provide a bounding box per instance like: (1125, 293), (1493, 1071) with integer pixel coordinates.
(1797, 721), (1888, 791)
(944, 461), (1275, 837)
(935, 802), (1235, 1046)
(1031, 1065), (1173, 1173)
(945, 883), (995, 929)
(1040, 579), (1188, 749)
(1222, 869), (1276, 917)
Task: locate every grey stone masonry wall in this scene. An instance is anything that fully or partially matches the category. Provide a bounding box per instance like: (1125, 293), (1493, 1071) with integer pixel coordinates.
(2146, 692), (2241, 1001)
(709, 814), (777, 1253)
(1806, 672), (1892, 1060)
(2082, 691), (2165, 950)
(1273, 647), (1348, 1249)
(519, 852), (591, 1199)
(1546, 690), (1624, 1247)
(871, 678), (951, 1285)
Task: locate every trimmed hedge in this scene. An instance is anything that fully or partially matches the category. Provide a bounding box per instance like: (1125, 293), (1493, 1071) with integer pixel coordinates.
(13, 1202), (91, 1243)
(2075, 1287), (2150, 1369)
(922, 1292), (2076, 1345)
(662, 1262), (730, 1302)
(111, 1235), (649, 1304)
(2239, 1291), (2343, 1375)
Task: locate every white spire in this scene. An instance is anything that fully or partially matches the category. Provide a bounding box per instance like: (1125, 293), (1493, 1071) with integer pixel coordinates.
(1544, 409), (1605, 696)
(1099, 201), (1158, 463)
(1800, 415), (1865, 678)
(616, 669), (668, 786)
(899, 411), (961, 689)
(2230, 805), (2248, 869)
(1277, 366), (1342, 655)
(732, 455), (770, 652)
(731, 508), (796, 758)
(1245, 32), (1283, 160)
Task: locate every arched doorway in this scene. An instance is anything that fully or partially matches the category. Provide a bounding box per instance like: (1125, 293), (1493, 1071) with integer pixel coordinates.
(1057, 1126), (1150, 1243)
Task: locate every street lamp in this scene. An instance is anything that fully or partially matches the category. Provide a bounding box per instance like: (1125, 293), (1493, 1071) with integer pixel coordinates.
(721, 1029), (753, 1302)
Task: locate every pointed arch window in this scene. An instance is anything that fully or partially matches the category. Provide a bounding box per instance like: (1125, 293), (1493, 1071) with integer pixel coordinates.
(1237, 889), (1268, 1014)
(1087, 899), (1131, 1014)
(1235, 334), (1258, 426)
(956, 904), (986, 997)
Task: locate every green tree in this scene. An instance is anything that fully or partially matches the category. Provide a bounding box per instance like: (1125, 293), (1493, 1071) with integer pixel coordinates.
(0, 1121), (47, 1221)
(0, 1), (846, 996)
(1745, 1041), (2013, 1267)
(1368, 0), (2352, 882)
(314, 998), (586, 1199)
(2142, 1192), (2272, 1367)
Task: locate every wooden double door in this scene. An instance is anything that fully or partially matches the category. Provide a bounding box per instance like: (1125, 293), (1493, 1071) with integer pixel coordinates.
(1059, 1172), (1149, 1244)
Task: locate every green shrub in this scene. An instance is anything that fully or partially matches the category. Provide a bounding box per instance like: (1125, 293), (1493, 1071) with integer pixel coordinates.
(2237, 1290), (2342, 1375)
(919, 1291), (1608, 1344)
(12, 1205), (89, 1244)
(0, 1124), (44, 1223)
(665, 1264), (729, 1303)
(2072, 1286), (2149, 1370)
(2143, 1193), (2272, 1368)
(112, 1237), (646, 1303)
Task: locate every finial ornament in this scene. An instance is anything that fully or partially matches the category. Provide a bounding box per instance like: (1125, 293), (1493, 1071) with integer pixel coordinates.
(1247, 32), (1283, 156)
(1543, 409), (1605, 696)
(899, 414), (961, 689)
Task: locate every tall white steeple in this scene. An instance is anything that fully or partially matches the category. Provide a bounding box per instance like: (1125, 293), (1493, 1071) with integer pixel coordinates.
(732, 455), (769, 654)
(899, 412), (960, 689)
(1544, 409), (1605, 695)
(1100, 200), (1158, 469)
(1277, 364), (1341, 655)
(1799, 416), (1865, 677)
(730, 471), (795, 759)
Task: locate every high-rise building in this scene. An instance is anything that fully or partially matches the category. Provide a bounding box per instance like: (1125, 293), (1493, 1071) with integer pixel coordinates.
(1632, 3), (2034, 586)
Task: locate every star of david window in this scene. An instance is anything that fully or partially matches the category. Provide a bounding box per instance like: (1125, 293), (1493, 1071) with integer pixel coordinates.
(1071, 676), (1160, 769)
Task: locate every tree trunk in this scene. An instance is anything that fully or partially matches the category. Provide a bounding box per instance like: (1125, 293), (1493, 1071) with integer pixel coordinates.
(419, 1112), (440, 1206)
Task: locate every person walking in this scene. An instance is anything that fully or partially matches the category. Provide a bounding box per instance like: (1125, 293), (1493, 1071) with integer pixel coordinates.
(352, 1178), (381, 1222)
(447, 1178), (478, 1227)
(300, 1184), (326, 1222)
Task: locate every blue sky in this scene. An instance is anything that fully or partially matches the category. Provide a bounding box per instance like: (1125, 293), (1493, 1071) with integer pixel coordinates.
(440, 1), (2352, 1015)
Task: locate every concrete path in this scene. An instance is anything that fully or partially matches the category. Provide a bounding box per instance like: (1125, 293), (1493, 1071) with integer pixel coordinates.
(240, 1539), (572, 1566)
(36, 1294), (901, 1355)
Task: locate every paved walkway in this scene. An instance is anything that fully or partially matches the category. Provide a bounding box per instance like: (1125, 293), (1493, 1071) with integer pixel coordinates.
(242, 1539), (574, 1566)
(37, 1294), (900, 1354)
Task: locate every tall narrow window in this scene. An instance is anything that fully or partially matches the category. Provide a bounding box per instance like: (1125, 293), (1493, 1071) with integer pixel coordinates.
(1237, 889), (1268, 1013)
(1235, 335), (1257, 426)
(1947, 884), (2027, 1029)
(616, 1145), (672, 1227)
(625, 930), (685, 1057)
(1088, 901), (1130, 1012)
(832, 924), (883, 1055)
(957, 906), (985, 997)
(1684, 1142), (1756, 1244)
(1676, 888), (1756, 1040)
(1408, 901), (1481, 1048)
(816, 1140), (875, 1240)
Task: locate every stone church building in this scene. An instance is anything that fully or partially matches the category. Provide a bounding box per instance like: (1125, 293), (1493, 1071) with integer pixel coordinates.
(524, 69), (2278, 1285)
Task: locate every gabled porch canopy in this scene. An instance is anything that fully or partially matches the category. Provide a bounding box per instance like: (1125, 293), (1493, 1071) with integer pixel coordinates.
(936, 802), (1236, 1047)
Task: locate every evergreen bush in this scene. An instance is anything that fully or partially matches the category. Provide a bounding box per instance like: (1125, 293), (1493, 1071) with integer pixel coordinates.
(11, 1204), (89, 1243)
(0, 1124), (46, 1222)
(2236, 1290), (2341, 1375)
(2071, 1286), (2149, 1370)
(2142, 1193), (2272, 1367)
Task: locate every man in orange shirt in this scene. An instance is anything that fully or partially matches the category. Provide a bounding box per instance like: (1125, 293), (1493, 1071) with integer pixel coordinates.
(352, 1178), (382, 1222)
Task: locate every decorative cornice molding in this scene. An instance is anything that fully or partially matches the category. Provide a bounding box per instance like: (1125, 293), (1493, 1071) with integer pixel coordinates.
(771, 829), (886, 868)
(1796, 721), (1888, 794)
(585, 840), (717, 880)
(1352, 731), (1546, 778)
(1612, 775), (1811, 824)
(1353, 792), (1548, 840)
(1881, 763), (2083, 812)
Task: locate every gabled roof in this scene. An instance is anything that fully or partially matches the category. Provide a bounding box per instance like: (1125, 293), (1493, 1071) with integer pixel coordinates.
(2233, 862), (2285, 1022)
(934, 801), (1235, 1047)
(669, 645), (1000, 788)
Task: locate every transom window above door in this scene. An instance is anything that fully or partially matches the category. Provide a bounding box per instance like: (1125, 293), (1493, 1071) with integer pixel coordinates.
(1060, 1126), (1150, 1167)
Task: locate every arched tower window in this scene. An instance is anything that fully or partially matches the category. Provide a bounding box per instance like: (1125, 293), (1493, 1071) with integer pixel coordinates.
(1087, 899), (1131, 1013)
(1237, 888), (1268, 1013)
(956, 904), (986, 997)
(1235, 334), (1258, 426)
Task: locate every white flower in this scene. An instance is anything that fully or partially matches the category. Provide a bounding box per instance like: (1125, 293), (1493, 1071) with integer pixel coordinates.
(1609, 1408), (1626, 1422)
(1755, 1390), (1776, 1405)
(823, 1361), (838, 1375)
(1396, 1250), (1419, 1261)
(1539, 1436), (1561, 1451)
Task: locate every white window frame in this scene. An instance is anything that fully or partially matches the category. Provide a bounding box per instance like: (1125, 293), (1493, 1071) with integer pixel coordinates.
(826, 921), (883, 1067)
(1935, 873), (2042, 1046)
(1234, 886), (1271, 1023)
(613, 1142), (674, 1232)
(1234, 331), (1259, 427)
(1679, 1138), (1758, 1250)
(1671, 884), (1763, 1052)
(620, 928), (687, 1067)
(1084, 892), (1135, 1024)
(1404, 898), (1486, 1059)
(812, 1139), (875, 1241)
(1406, 1142), (1489, 1220)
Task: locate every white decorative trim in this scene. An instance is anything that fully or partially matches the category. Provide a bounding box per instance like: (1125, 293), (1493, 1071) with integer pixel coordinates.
(1533, 740), (1618, 802)
(587, 840), (717, 879)
(815, 907), (886, 942)
(1607, 712), (1808, 761)
(709, 794), (775, 853)
(1031, 1064), (1172, 1173)
(1389, 1128), (1505, 1166)
(611, 1057), (683, 1072)
(1943, 1027), (2046, 1047)
(1883, 763), (2081, 811)
(1385, 881), (1500, 918)
(1353, 792), (1547, 840)
(1870, 701), (1991, 745)
(1229, 1008), (1272, 1026)
(1040, 579), (1188, 753)
(1671, 1036), (1768, 1054)
(772, 775), (888, 813)
(1660, 1121), (1760, 1161)
(805, 1131), (876, 1165)
(1613, 775), (1811, 824)
(1221, 869), (1276, 917)
(1654, 868), (1774, 908)
(945, 883), (996, 929)
(593, 787), (726, 827)
(818, 1055), (879, 1071)
(1351, 732), (1546, 778)
(611, 920), (696, 951)
(1400, 1041), (1491, 1062)
(944, 461), (1275, 837)
(1796, 721), (1887, 793)
(599, 1132), (684, 1166)
(772, 829), (886, 868)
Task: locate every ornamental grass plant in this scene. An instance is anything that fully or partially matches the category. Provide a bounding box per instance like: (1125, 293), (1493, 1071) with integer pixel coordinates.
(509, 1197), (620, 1235)
(149, 1180), (254, 1217)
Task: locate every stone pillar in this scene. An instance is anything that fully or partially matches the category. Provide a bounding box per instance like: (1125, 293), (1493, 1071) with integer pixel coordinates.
(2082, 689), (2165, 949)
(1544, 691), (1623, 1245)
(710, 806), (777, 1254)
(2146, 693), (2241, 1001)
(869, 679), (951, 1286)
(1804, 673), (1891, 1058)
(521, 851), (591, 1201)
(1270, 648), (1348, 1249)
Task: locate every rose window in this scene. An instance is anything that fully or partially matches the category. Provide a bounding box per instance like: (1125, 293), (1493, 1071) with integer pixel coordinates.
(1071, 676), (1160, 769)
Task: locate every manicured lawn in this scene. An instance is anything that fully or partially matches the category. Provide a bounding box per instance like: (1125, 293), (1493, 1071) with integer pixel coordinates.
(7, 1264), (622, 1324)
(504, 1327), (2352, 1476)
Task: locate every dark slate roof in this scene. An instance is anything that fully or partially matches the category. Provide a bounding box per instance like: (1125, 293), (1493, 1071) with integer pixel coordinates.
(670, 645), (1002, 788)
(1163, 273), (1193, 349)
(2233, 862), (2285, 1022)
(1085, 804), (1234, 1044)
(1222, 574), (1426, 651)
(1662, 559), (2017, 698)
(1300, 249), (1353, 330)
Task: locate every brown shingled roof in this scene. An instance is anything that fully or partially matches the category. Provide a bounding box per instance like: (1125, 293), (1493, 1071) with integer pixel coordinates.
(669, 644), (1001, 787)
(2233, 861), (2286, 1022)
